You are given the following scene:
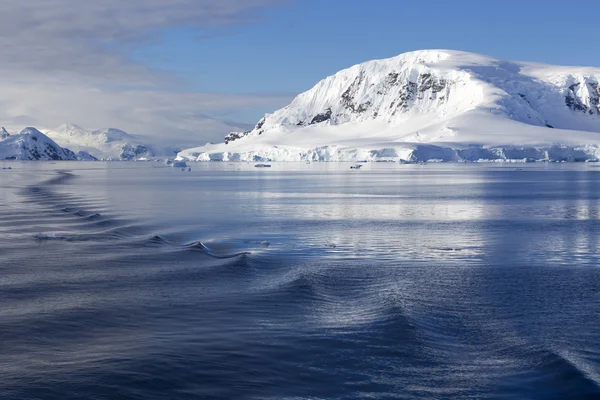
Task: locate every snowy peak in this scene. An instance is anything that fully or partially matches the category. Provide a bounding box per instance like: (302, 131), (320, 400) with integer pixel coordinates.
(1, 127), (10, 139)
(244, 49), (600, 139)
(262, 51), (474, 131)
(51, 123), (132, 142)
(90, 128), (132, 143)
(246, 50), (482, 132)
(54, 122), (88, 136)
(178, 50), (600, 163)
(0, 127), (78, 160)
(46, 124), (176, 160)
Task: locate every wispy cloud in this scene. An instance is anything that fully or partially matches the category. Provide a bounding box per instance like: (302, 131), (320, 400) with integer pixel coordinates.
(0, 0), (292, 144)
(0, 80), (292, 145)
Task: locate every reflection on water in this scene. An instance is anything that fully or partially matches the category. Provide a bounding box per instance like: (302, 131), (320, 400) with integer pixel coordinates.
(0, 161), (599, 400)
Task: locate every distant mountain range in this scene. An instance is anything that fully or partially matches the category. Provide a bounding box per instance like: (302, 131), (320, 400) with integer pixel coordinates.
(44, 123), (179, 160)
(0, 124), (179, 161)
(178, 50), (600, 162)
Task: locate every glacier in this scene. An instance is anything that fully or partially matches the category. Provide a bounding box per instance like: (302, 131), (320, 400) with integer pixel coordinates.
(178, 50), (600, 163)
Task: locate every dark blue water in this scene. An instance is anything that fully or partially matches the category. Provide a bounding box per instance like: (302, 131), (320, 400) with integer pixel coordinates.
(1, 161), (599, 399)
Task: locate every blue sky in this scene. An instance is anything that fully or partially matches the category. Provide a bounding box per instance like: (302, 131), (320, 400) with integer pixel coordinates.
(1, 0), (599, 144)
(135, 0), (600, 97)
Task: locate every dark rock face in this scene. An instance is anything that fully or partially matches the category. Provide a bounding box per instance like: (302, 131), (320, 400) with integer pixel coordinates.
(296, 71), (453, 125)
(389, 73), (447, 116)
(341, 76), (361, 110)
(1, 127), (10, 139)
(28, 147), (41, 160)
(341, 75), (371, 114)
(120, 144), (149, 160)
(417, 73), (447, 100)
(356, 102), (371, 113)
(256, 117), (266, 130)
(310, 108), (332, 125)
(339, 71), (447, 118)
(254, 117), (266, 136)
(390, 82), (418, 116)
(566, 84), (588, 112)
(376, 72), (401, 97)
(224, 130), (251, 145)
(24, 141), (69, 160)
(224, 116), (267, 143)
(45, 143), (61, 160)
(565, 82), (600, 114)
(386, 72), (400, 85)
(590, 82), (600, 114)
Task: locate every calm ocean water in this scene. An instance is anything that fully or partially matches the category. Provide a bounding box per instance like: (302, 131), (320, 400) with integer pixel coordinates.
(1, 161), (599, 400)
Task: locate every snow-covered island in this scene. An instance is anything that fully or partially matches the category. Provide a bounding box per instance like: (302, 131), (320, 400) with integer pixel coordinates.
(177, 50), (600, 163)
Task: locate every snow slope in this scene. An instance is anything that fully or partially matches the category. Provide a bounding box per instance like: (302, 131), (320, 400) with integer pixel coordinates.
(0, 127), (81, 160)
(178, 50), (600, 162)
(45, 123), (178, 160)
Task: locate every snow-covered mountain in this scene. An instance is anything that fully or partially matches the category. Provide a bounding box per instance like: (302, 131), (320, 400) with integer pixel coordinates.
(178, 50), (600, 162)
(45, 123), (178, 160)
(0, 127), (83, 160)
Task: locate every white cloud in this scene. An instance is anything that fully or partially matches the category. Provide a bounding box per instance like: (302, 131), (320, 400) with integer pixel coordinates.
(0, 79), (292, 145)
(0, 0), (292, 145)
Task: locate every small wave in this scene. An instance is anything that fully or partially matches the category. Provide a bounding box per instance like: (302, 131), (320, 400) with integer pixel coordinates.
(148, 235), (170, 244)
(545, 348), (600, 390)
(85, 213), (103, 221)
(62, 208), (118, 227)
(267, 272), (321, 301)
(184, 240), (251, 259)
(45, 171), (75, 185)
(33, 232), (72, 241)
(253, 265), (326, 301)
(134, 234), (174, 248)
(426, 246), (483, 256)
(32, 232), (115, 242)
(23, 186), (49, 197)
(433, 247), (463, 252)
(96, 228), (138, 241)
